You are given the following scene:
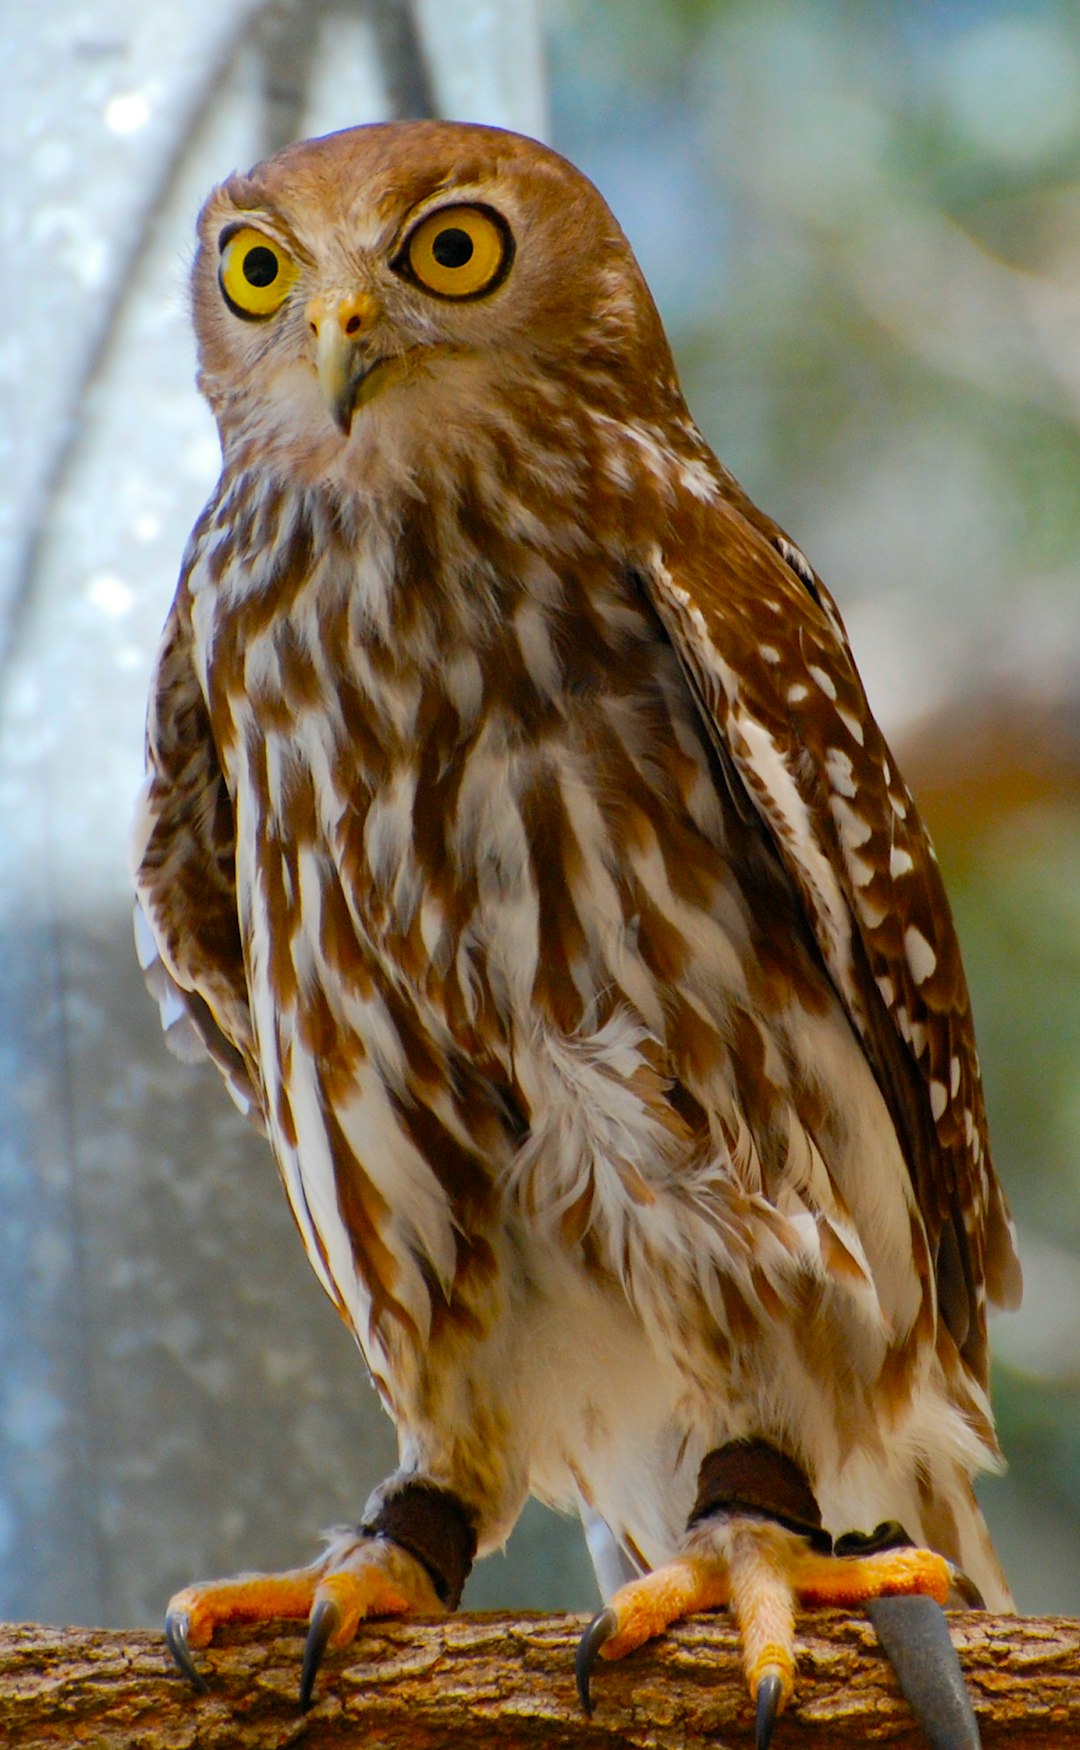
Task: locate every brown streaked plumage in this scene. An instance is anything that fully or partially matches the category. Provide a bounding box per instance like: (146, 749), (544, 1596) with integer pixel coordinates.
(134, 119), (1020, 1733)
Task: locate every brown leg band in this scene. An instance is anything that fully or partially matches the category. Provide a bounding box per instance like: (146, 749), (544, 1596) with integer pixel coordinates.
(363, 1481), (478, 1610)
(688, 1439), (833, 1553)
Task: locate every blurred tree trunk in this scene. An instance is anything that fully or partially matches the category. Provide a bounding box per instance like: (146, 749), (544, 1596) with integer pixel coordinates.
(899, 683), (1080, 849)
(3, 1610), (1080, 1746)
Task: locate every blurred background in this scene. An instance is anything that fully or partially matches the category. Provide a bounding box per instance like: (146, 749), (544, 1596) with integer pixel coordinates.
(2, 0), (1080, 1629)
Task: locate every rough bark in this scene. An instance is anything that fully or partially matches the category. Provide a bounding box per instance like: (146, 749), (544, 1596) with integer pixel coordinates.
(2, 1611), (1079, 1748)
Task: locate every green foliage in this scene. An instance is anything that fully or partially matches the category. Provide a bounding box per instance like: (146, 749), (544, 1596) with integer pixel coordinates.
(550, 0), (1080, 1607)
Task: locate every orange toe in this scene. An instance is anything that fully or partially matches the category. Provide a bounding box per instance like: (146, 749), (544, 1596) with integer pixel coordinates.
(589, 1528), (797, 1717)
(589, 1521), (954, 1724)
(600, 1555), (730, 1660)
(167, 1533), (444, 1657)
(793, 1541), (952, 1609)
(726, 1522), (797, 1709)
(168, 1567), (321, 1649)
(311, 1560), (414, 1646)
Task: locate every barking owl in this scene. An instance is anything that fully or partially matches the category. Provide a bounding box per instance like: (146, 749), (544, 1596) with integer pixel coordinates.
(133, 120), (1020, 1746)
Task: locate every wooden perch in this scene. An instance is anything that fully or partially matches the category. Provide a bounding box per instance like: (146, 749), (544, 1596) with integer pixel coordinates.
(2, 1610), (1079, 1748)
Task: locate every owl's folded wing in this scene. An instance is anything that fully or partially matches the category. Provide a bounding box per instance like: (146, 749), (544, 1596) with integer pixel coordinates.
(131, 577), (265, 1130)
(641, 496), (1021, 1385)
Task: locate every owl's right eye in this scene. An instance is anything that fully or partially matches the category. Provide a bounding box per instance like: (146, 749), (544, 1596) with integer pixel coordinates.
(218, 227), (298, 320)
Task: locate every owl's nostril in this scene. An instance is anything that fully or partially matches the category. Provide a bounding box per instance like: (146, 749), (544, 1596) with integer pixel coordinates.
(344, 315), (362, 336)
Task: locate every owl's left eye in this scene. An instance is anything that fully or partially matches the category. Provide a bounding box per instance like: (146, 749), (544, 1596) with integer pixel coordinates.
(398, 204), (512, 300)
(218, 227), (298, 320)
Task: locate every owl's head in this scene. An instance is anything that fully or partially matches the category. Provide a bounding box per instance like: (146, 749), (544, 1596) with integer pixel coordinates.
(191, 120), (677, 482)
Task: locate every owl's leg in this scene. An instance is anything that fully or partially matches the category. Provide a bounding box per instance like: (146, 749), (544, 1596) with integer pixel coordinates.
(579, 1503), (642, 1598)
(165, 1477), (475, 1709)
(576, 1440), (983, 1750)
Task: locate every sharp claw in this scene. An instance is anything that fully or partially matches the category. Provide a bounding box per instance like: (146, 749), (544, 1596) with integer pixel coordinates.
(575, 1606), (617, 1716)
(755, 1670), (784, 1750)
(867, 1594), (982, 1750)
(946, 1563), (986, 1611)
(164, 1608), (210, 1694)
(300, 1595), (341, 1712)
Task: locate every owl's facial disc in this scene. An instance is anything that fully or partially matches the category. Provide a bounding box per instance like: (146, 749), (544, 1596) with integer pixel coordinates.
(211, 191), (517, 438)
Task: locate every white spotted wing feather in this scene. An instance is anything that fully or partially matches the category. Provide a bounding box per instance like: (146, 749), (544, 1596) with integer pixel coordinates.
(643, 496), (1021, 1385)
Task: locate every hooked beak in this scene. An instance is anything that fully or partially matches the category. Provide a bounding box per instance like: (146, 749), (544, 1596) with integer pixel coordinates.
(307, 291), (382, 434)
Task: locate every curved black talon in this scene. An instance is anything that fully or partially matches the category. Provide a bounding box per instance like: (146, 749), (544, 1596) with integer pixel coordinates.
(300, 1596), (341, 1712)
(575, 1606), (617, 1715)
(754, 1670), (783, 1750)
(867, 1594), (981, 1750)
(164, 1608), (210, 1694)
(946, 1565), (986, 1611)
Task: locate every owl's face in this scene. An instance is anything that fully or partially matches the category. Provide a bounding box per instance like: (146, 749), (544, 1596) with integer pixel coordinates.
(192, 120), (675, 483)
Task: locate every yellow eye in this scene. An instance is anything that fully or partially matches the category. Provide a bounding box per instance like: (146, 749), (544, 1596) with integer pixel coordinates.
(218, 227), (297, 319)
(403, 205), (511, 299)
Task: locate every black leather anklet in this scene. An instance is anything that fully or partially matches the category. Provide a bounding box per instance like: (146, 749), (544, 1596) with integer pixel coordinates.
(688, 1438), (832, 1552)
(363, 1480), (478, 1610)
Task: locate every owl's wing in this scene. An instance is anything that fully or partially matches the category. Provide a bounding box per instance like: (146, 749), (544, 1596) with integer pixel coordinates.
(642, 492), (1021, 1383)
(131, 578), (264, 1130)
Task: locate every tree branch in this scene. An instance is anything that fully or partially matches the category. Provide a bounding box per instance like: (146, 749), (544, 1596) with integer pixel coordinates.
(2, 1611), (1079, 1747)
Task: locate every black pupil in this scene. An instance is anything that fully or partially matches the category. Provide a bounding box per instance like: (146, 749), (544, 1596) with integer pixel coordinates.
(432, 227), (474, 269)
(243, 246), (279, 287)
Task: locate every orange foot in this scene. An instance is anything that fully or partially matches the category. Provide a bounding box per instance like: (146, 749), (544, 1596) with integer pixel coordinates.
(165, 1530), (443, 1708)
(577, 1519), (982, 1750)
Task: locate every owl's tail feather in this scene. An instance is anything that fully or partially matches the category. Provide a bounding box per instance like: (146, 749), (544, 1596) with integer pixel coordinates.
(918, 1467), (1013, 1614)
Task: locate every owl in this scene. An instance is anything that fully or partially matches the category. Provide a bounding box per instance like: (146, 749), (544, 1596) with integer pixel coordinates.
(133, 120), (1021, 1746)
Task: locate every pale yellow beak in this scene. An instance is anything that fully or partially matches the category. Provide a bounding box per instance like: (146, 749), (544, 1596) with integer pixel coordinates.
(306, 291), (379, 433)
